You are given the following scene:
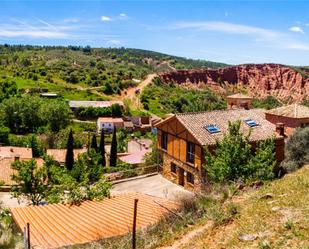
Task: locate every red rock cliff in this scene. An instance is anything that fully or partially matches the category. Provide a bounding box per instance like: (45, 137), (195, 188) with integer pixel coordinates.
(159, 64), (309, 102)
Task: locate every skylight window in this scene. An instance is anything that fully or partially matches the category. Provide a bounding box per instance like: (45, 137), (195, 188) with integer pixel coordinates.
(244, 119), (259, 127)
(204, 124), (220, 133)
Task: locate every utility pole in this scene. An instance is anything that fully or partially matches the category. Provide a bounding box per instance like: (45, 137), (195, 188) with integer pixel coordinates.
(132, 199), (138, 249)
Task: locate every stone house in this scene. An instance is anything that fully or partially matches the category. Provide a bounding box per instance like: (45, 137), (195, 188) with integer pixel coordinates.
(265, 104), (309, 136)
(155, 109), (285, 192)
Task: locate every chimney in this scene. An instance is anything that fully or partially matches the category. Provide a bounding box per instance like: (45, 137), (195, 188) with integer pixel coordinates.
(276, 123), (285, 136)
(14, 154), (20, 161)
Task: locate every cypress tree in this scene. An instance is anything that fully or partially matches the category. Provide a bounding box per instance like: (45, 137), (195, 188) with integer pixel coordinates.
(110, 128), (117, 167)
(65, 129), (74, 170)
(99, 129), (106, 167)
(91, 134), (98, 152)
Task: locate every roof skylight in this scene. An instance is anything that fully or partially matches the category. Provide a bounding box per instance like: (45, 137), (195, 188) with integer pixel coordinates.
(204, 124), (220, 133)
(244, 119), (259, 127)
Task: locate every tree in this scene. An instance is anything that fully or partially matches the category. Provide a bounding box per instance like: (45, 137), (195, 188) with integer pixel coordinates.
(11, 159), (47, 205)
(65, 129), (74, 170)
(111, 103), (122, 117)
(205, 121), (276, 183)
(0, 124), (9, 145)
(90, 134), (98, 152)
(99, 129), (106, 167)
(28, 134), (43, 158)
(110, 128), (118, 166)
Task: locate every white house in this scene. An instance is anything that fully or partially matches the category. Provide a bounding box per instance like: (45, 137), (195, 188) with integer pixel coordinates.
(97, 117), (124, 133)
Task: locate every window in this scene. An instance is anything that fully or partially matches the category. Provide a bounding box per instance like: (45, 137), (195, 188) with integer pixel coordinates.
(171, 163), (177, 174)
(204, 124), (220, 133)
(186, 142), (195, 164)
(244, 119), (259, 127)
(187, 172), (194, 184)
(161, 131), (168, 150)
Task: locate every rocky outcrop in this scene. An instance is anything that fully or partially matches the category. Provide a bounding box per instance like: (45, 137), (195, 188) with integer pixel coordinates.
(159, 64), (309, 102)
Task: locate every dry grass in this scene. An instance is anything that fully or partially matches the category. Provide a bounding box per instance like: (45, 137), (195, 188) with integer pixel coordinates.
(184, 165), (309, 249)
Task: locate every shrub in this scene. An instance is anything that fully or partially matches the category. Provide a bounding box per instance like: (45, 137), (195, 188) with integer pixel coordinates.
(281, 127), (309, 172)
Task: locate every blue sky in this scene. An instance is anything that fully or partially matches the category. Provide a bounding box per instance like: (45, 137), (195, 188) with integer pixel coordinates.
(0, 0), (309, 65)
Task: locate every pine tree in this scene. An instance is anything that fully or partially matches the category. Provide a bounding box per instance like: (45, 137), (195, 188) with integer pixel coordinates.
(65, 129), (74, 170)
(91, 134), (98, 152)
(110, 128), (117, 167)
(99, 129), (106, 167)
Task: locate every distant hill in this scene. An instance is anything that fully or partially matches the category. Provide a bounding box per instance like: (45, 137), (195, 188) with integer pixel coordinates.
(0, 45), (227, 100)
(159, 64), (309, 103)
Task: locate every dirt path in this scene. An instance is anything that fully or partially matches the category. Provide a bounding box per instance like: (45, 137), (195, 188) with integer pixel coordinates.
(118, 73), (157, 107)
(159, 221), (213, 249)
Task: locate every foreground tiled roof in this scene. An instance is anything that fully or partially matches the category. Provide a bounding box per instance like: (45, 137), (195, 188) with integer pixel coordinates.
(266, 104), (309, 119)
(175, 109), (278, 146)
(0, 146), (32, 159)
(0, 158), (44, 185)
(10, 193), (179, 249)
(227, 93), (252, 99)
(69, 100), (124, 108)
(46, 148), (87, 163)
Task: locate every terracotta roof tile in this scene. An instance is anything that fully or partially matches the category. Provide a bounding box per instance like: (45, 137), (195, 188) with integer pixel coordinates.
(0, 146), (32, 159)
(47, 149), (87, 164)
(97, 117), (124, 123)
(266, 104), (309, 119)
(10, 193), (179, 249)
(175, 109), (278, 146)
(0, 158), (44, 185)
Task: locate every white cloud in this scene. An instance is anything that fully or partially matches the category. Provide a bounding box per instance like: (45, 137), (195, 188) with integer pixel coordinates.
(119, 13), (127, 18)
(0, 18), (77, 39)
(173, 21), (279, 38)
(101, 16), (112, 22)
(289, 26), (304, 34)
(106, 39), (122, 45)
(172, 21), (309, 52)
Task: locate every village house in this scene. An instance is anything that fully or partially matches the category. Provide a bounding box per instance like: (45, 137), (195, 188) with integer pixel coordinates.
(265, 104), (309, 136)
(0, 146), (32, 160)
(155, 109), (285, 191)
(68, 100), (124, 111)
(47, 148), (87, 165)
(97, 117), (124, 133)
(226, 93), (253, 110)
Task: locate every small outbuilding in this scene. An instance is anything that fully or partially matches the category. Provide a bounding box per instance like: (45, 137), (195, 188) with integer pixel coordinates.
(227, 93), (253, 110)
(265, 104), (309, 135)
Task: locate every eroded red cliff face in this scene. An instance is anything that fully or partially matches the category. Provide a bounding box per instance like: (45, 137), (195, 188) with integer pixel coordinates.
(159, 64), (309, 102)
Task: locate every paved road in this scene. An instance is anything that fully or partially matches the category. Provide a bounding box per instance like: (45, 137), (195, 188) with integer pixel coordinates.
(111, 174), (193, 201)
(0, 192), (28, 208)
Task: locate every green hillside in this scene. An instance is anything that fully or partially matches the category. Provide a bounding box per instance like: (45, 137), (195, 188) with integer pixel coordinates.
(0, 45), (227, 100)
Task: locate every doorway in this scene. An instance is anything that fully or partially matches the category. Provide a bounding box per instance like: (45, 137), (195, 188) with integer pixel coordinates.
(178, 168), (184, 186)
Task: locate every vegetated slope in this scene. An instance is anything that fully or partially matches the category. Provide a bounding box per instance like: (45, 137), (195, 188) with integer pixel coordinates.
(0, 45), (227, 100)
(159, 64), (309, 103)
(181, 165), (309, 249)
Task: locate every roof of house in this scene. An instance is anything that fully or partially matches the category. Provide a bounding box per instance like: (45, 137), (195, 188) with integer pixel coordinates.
(265, 104), (309, 119)
(47, 148), (87, 163)
(69, 101), (124, 108)
(10, 193), (179, 249)
(124, 121), (134, 128)
(97, 117), (124, 123)
(0, 146), (32, 159)
(118, 149), (151, 165)
(0, 158), (44, 185)
(227, 93), (252, 99)
(159, 109), (279, 146)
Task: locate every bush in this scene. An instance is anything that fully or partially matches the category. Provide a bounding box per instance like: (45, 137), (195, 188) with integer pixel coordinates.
(281, 127), (309, 172)
(205, 121), (276, 183)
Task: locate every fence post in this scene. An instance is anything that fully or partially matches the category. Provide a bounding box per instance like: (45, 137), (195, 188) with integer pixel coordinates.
(132, 198), (138, 249)
(27, 223), (30, 249)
